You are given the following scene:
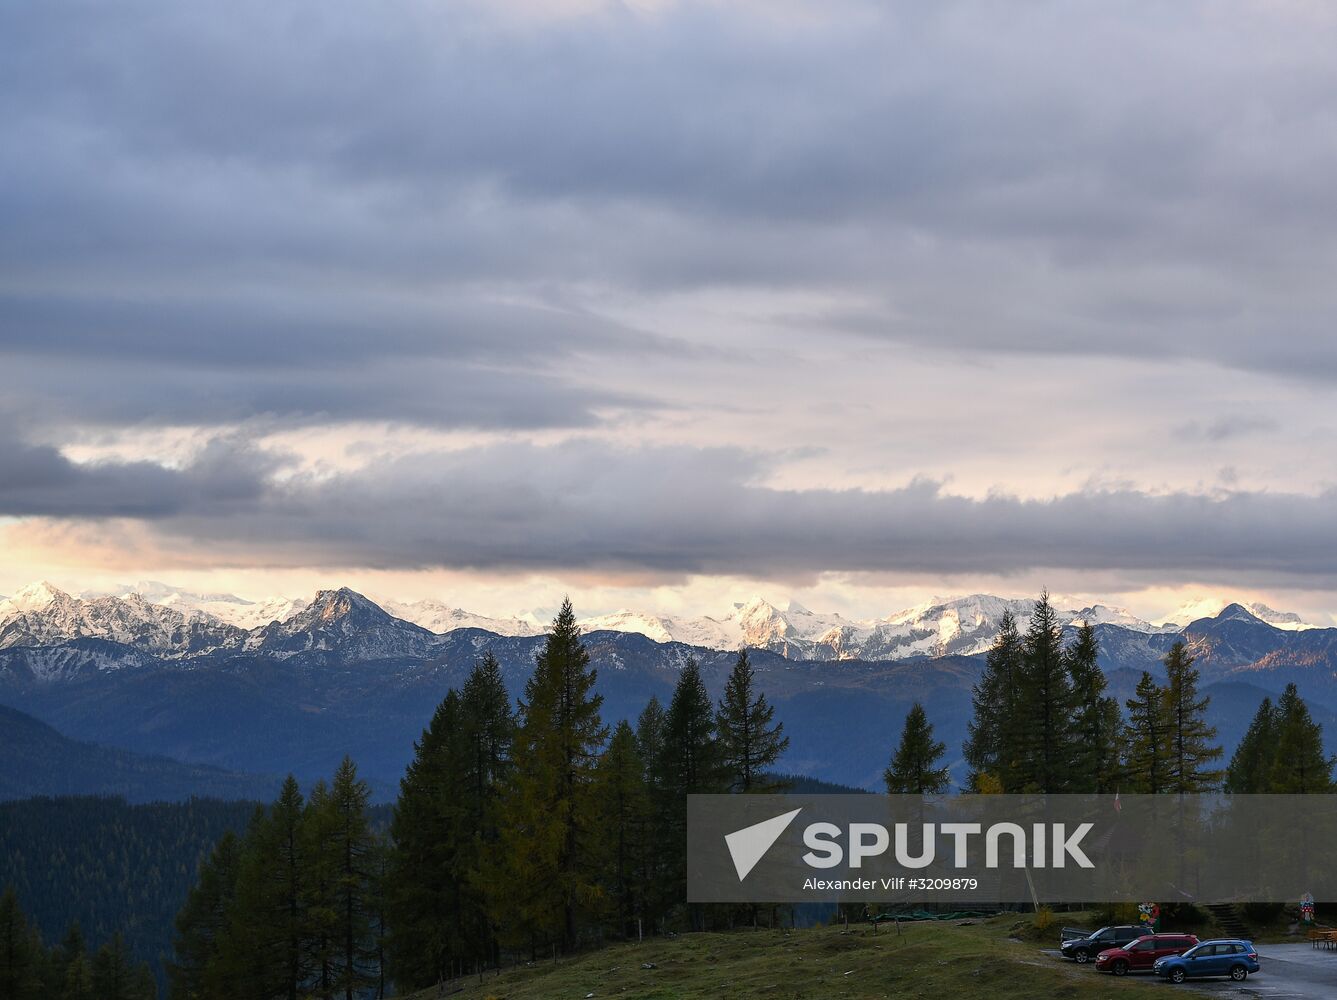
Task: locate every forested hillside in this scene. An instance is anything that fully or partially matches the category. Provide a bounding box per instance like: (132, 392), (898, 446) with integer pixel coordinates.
(0, 704), (279, 803)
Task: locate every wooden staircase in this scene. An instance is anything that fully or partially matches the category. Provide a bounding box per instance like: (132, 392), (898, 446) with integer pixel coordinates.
(1204, 903), (1250, 939)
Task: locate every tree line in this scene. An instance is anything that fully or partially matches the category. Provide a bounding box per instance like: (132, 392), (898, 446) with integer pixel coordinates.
(886, 591), (1334, 797)
(0, 887), (154, 1000)
(163, 599), (790, 999)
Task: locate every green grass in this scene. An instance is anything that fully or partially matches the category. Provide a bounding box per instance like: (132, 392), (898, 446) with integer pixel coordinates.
(405, 915), (1152, 999)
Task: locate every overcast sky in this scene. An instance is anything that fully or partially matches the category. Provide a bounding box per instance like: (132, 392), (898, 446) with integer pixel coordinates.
(4, 0), (1337, 623)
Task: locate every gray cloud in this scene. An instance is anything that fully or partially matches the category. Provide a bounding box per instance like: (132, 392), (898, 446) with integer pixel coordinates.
(4, 1), (1337, 594)
(5, 0), (1337, 406)
(13, 439), (1336, 585)
(0, 437), (275, 518)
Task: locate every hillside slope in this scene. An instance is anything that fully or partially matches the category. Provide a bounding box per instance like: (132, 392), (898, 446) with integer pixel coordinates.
(0, 703), (280, 802)
(404, 918), (1142, 1000)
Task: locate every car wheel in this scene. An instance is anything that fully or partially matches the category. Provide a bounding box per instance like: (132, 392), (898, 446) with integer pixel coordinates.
(1074, 949), (1089, 964)
(1112, 960), (1128, 977)
(1170, 967), (1186, 984)
(1229, 964), (1247, 981)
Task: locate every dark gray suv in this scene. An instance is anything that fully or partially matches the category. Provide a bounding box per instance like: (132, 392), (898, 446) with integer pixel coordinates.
(1060, 925), (1143, 964)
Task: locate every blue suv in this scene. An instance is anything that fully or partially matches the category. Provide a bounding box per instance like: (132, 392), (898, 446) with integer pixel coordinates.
(1153, 939), (1259, 983)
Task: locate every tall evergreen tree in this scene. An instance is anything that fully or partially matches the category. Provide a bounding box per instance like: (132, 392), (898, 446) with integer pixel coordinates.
(660, 657), (726, 929)
(1161, 641), (1223, 793)
(592, 721), (649, 939)
(1065, 622), (1121, 792)
(60, 946), (93, 1000)
(883, 703), (950, 794)
(716, 651), (789, 793)
(385, 691), (468, 989)
(302, 780), (339, 1000)
(0, 886), (41, 1000)
(168, 831), (241, 1000)
(55, 924), (91, 1000)
(633, 697), (671, 933)
(459, 653), (515, 969)
(1123, 672), (1169, 794)
(1269, 684), (1334, 793)
(634, 697), (666, 787)
(1224, 696), (1280, 794)
(963, 610), (1024, 792)
(217, 777), (310, 1000)
(661, 658), (725, 797)
(1015, 592), (1079, 792)
(90, 933), (136, 1000)
(328, 758), (376, 1000)
(493, 599), (607, 954)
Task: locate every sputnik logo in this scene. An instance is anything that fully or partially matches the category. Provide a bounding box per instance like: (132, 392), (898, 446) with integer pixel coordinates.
(724, 808), (803, 881)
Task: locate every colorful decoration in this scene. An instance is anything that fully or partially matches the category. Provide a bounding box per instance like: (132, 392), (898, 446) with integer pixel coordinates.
(1301, 893), (1315, 924)
(1138, 902), (1161, 931)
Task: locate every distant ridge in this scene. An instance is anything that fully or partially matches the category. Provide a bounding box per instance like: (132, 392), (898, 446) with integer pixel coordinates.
(8, 579), (1323, 664)
(0, 703), (279, 803)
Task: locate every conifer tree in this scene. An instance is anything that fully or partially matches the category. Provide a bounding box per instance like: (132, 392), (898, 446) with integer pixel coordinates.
(131, 962), (157, 1000)
(635, 697), (666, 786)
(493, 599), (607, 954)
(60, 947), (93, 1000)
(1269, 683), (1334, 793)
(661, 657), (726, 797)
(883, 703), (950, 794)
(91, 933), (135, 1000)
(1015, 593), (1079, 792)
(169, 830), (241, 1000)
(1161, 641), (1223, 792)
(327, 757), (377, 1000)
(717, 650), (789, 793)
(0, 886), (41, 1000)
(633, 697), (671, 932)
(592, 721), (649, 939)
(659, 657), (726, 929)
(1065, 622), (1121, 792)
(55, 924), (91, 1000)
(302, 780), (339, 1000)
(964, 610), (1024, 791)
(213, 777), (311, 1000)
(1123, 672), (1169, 794)
(1224, 696), (1280, 794)
(385, 691), (468, 989)
(459, 653), (515, 969)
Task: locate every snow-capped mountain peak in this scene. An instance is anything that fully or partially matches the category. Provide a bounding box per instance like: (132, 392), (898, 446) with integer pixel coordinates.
(1162, 597), (1322, 631)
(2, 580), (72, 617)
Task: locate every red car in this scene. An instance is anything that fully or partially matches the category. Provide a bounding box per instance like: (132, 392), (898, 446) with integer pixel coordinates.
(1094, 933), (1199, 975)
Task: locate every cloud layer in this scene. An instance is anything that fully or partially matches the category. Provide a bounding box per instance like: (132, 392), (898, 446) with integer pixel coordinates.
(3, 1), (1337, 606)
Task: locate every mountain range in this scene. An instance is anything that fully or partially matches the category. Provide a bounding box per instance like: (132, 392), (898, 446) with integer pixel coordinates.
(2, 580), (1336, 794)
(6, 580), (1326, 665)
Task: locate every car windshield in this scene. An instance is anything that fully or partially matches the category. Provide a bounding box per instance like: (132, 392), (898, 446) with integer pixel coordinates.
(1090, 927), (1111, 939)
(1182, 945), (1203, 958)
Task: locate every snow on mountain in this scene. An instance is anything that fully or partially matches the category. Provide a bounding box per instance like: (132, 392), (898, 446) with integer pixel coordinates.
(376, 597), (543, 638)
(1162, 598), (1323, 631)
(85, 581), (310, 630)
(0, 582), (242, 656)
(247, 588), (438, 660)
(5, 579), (1328, 666)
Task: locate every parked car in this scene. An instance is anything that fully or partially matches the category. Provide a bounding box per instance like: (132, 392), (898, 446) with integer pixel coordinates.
(1094, 933), (1198, 975)
(1059, 925), (1143, 963)
(1153, 939), (1260, 983)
